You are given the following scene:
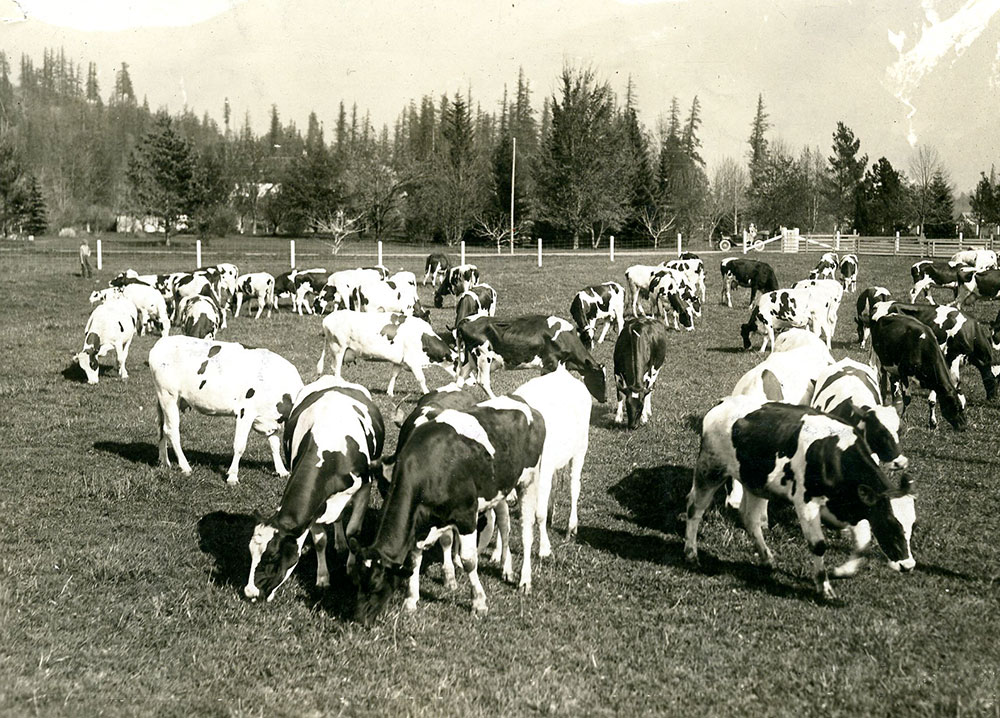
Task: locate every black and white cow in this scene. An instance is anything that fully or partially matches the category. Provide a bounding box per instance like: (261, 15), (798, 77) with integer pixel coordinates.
(148, 335), (304, 483)
(177, 294), (223, 339)
(855, 286), (892, 347)
(172, 272), (227, 327)
(870, 301), (1000, 402)
(720, 257), (779, 308)
(454, 284), (498, 329)
(955, 269), (1000, 307)
(74, 297), (138, 384)
(234, 272), (276, 319)
(623, 263), (667, 317)
(570, 282), (626, 348)
(316, 310), (457, 396)
(951, 248), (998, 271)
(839, 253), (859, 292)
(909, 259), (969, 304)
(349, 274), (429, 320)
(423, 253), (452, 286)
(665, 254), (706, 303)
(291, 269), (330, 315)
(244, 378), (384, 602)
(869, 314), (968, 430)
(740, 288), (834, 352)
(649, 268), (701, 330)
(685, 397), (915, 599)
(809, 252), (839, 281)
(90, 283), (170, 336)
(613, 317), (668, 428)
(312, 267), (384, 315)
(455, 314), (607, 402)
(433, 264), (481, 308)
(273, 270), (296, 309)
(352, 394), (545, 620)
(792, 278), (844, 341)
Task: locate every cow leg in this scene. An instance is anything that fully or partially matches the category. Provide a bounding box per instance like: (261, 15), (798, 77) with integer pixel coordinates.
(640, 392), (653, 424)
(535, 466), (554, 559)
(422, 267), (432, 285)
(614, 396), (625, 424)
(494, 500), (514, 583)
(477, 354), (496, 399)
(739, 493), (774, 568)
(225, 409), (256, 484)
(760, 325), (773, 354)
(117, 336), (133, 380)
(684, 463), (723, 564)
(832, 519), (871, 578)
(161, 400), (192, 475)
(234, 293), (243, 318)
(438, 529), (459, 592)
(793, 501), (835, 599)
(253, 296), (265, 320)
(386, 365), (401, 397)
(725, 479), (744, 510)
(517, 479), (539, 594)
(478, 509), (496, 554)
(457, 532), (488, 616)
(332, 346), (346, 378)
(310, 524), (330, 588)
(266, 431), (290, 478)
(404, 549), (424, 612)
(409, 363), (429, 395)
(566, 454), (583, 541)
(596, 319), (611, 344)
(927, 389), (939, 429)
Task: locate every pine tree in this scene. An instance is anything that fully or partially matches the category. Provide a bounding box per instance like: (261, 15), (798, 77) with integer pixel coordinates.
(85, 62), (100, 105)
(682, 96), (704, 167)
(969, 169), (999, 228)
(924, 171), (956, 238)
(23, 173), (48, 235)
(112, 62), (135, 105)
(854, 157), (905, 235)
(825, 122), (867, 231)
(747, 94), (770, 180)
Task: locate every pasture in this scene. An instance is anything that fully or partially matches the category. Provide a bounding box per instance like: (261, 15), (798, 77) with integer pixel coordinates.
(1, 248), (998, 717)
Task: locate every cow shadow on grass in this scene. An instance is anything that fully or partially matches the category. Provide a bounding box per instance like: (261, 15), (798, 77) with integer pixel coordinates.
(706, 346), (746, 355)
(61, 362), (89, 383)
(93, 440), (274, 478)
(197, 510), (257, 589)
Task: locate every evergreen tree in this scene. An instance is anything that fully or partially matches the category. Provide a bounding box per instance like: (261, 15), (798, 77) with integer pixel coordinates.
(85, 62), (100, 105)
(924, 171), (956, 238)
(111, 62), (135, 105)
(0, 137), (28, 235)
(825, 122), (867, 231)
(747, 141), (810, 231)
(126, 114), (198, 245)
(969, 169), (999, 228)
(747, 94), (770, 181)
(23, 173), (48, 235)
(854, 157), (906, 235)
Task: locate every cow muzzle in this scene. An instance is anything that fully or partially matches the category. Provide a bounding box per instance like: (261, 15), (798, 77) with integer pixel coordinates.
(888, 557), (915, 573)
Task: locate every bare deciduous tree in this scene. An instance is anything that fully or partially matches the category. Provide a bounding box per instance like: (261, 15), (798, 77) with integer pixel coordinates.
(908, 145), (943, 235)
(475, 213), (527, 254)
(638, 205), (676, 248)
(309, 208), (362, 254)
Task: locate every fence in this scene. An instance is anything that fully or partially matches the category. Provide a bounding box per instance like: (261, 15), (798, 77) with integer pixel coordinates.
(743, 229), (996, 257)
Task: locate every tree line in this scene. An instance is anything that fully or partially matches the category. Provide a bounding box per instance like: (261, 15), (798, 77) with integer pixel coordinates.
(1, 48), (995, 246)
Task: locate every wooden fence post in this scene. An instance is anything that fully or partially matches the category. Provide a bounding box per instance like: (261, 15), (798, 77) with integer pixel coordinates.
(676, 233), (682, 257)
(377, 240), (383, 267)
(609, 235), (615, 263)
(537, 238), (542, 268)
(460, 241), (465, 265)
(96, 239), (103, 271)
(290, 240), (296, 268)
(196, 239), (202, 268)
(895, 231), (899, 255)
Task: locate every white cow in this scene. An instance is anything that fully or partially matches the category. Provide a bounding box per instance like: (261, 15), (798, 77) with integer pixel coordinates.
(74, 297), (138, 384)
(316, 310), (458, 396)
(177, 294), (223, 339)
(349, 274), (428, 319)
(234, 272), (276, 319)
(90, 283), (170, 336)
(148, 336), (304, 484)
(951, 248), (998, 271)
(740, 288), (836, 352)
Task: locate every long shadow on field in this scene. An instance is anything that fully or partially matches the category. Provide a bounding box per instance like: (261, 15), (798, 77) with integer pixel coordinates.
(94, 440), (275, 476)
(197, 510), (256, 588)
(706, 346), (746, 355)
(61, 362), (89, 383)
(608, 463), (692, 535)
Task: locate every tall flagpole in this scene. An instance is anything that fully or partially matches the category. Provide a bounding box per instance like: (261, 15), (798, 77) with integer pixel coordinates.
(510, 136), (516, 255)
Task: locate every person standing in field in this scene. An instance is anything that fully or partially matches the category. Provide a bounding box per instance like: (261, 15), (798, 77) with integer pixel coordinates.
(79, 239), (93, 278)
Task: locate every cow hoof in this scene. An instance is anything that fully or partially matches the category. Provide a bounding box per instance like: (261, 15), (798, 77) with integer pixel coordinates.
(538, 544), (551, 559)
(821, 584), (837, 601)
(277, 470), (290, 479)
(502, 569), (515, 583)
(403, 598), (418, 612)
(683, 547), (699, 564)
(518, 583), (531, 596)
(316, 577), (330, 589)
(444, 578), (458, 592)
(472, 603), (488, 618)
(180, 468), (193, 476)
(226, 476), (239, 486)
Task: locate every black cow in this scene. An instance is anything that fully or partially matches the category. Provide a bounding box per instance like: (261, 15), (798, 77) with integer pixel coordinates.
(569, 282), (626, 348)
(244, 380), (385, 603)
(870, 314), (968, 430)
(855, 286), (891, 346)
(719, 257), (779, 307)
(613, 317), (668, 428)
(686, 397), (915, 599)
(870, 302), (1000, 402)
(456, 314), (607, 402)
(909, 260), (971, 304)
(956, 268), (1000, 307)
(423, 253), (452, 286)
(352, 395), (546, 620)
(434, 264), (481, 308)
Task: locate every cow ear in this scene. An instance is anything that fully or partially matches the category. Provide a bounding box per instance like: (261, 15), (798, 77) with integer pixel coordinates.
(614, 373), (626, 391)
(857, 484), (880, 507)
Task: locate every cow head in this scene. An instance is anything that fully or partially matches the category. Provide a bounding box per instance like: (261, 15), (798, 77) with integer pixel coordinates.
(868, 474), (916, 572)
(740, 318), (758, 350)
(614, 373), (648, 429)
(350, 539), (403, 625)
(580, 360), (607, 403)
(939, 388), (968, 431)
(412, 299), (430, 321)
(244, 523), (303, 603)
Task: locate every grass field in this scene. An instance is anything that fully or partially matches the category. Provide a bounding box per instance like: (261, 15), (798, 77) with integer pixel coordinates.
(1, 248), (998, 717)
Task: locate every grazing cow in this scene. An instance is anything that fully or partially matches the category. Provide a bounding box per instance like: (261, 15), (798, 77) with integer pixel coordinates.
(423, 253), (452, 286)
(313, 267), (386, 315)
(792, 278), (844, 341)
(649, 268), (701, 330)
(731, 344), (834, 406)
(570, 282), (626, 348)
(951, 248), (998, 271)
(613, 317), (668, 428)
(771, 327), (832, 355)
(291, 270), (330, 315)
(665, 254), (706, 303)
(348, 275), (429, 320)
(455, 314), (607, 402)
(316, 310), (457, 396)
(720, 257), (779, 308)
(273, 270), (296, 309)
(623, 263), (666, 317)
(352, 394), (545, 619)
(90, 283), (170, 336)
(955, 268), (1000, 307)
(839, 253), (859, 292)
(434, 264), (481, 308)
(870, 314), (968, 430)
(454, 284), (498, 328)
(809, 252), (839, 281)
(234, 272), (276, 319)
(855, 286), (892, 347)
(870, 301), (1000, 401)
(173, 273), (228, 328)
(244, 379), (384, 602)
(685, 397), (915, 599)
(148, 335), (304, 484)
(177, 294), (223, 339)
(74, 297), (138, 384)
(109, 269), (159, 288)
(740, 288), (834, 352)
(909, 260), (968, 304)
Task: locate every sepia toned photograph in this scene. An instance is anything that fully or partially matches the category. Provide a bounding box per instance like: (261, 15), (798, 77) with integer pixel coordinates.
(1, 1), (999, 715)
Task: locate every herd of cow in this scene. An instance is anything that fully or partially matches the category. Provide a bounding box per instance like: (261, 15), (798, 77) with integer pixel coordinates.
(71, 245), (1000, 618)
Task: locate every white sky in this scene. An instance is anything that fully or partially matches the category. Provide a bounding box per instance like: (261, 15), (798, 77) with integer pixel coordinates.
(3, 0), (1000, 190)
